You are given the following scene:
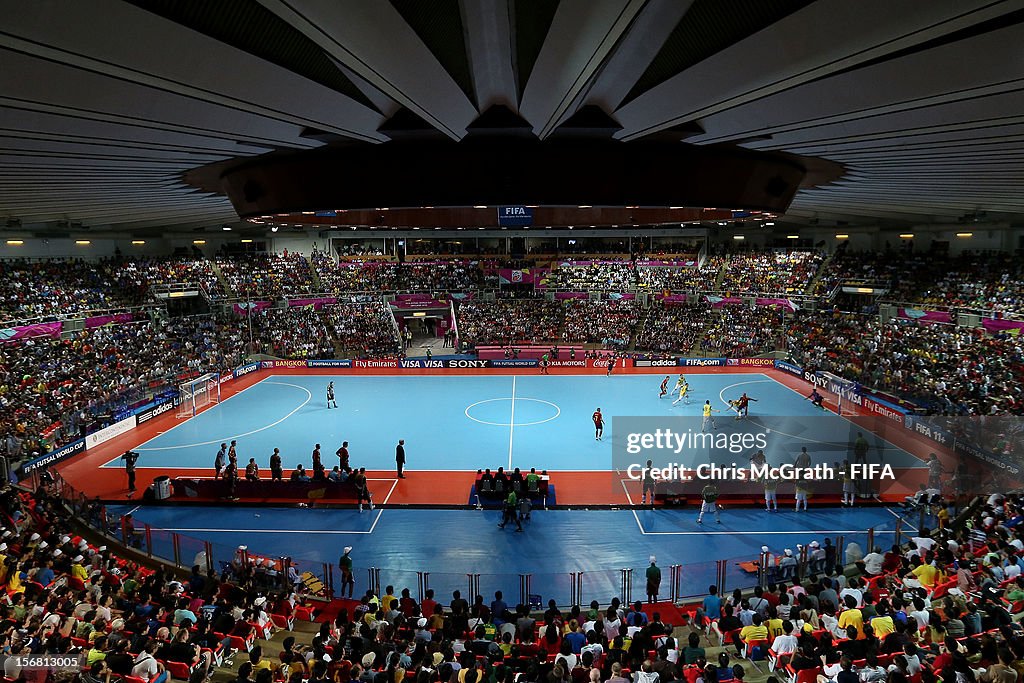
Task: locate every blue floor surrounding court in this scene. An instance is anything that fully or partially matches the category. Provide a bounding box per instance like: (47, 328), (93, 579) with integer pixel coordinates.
(109, 504), (923, 604)
(107, 374), (926, 473)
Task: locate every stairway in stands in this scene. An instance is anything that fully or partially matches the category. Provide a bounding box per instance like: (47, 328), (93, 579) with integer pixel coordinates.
(209, 261), (234, 297)
(804, 249), (835, 296)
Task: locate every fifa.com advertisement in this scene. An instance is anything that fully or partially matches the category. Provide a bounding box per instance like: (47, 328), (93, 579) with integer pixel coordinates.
(609, 413), (1016, 501)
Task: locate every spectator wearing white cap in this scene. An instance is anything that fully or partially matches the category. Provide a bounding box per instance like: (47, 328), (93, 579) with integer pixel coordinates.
(779, 548), (797, 578)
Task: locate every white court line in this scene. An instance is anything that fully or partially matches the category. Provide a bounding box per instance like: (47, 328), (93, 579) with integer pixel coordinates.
(508, 375), (517, 470)
(366, 479), (400, 534)
(161, 527), (377, 535)
(133, 381), (311, 453)
(884, 506), (919, 534)
(100, 374), (276, 467)
(755, 372), (927, 464)
(619, 479), (647, 535)
(717, 377), (912, 456)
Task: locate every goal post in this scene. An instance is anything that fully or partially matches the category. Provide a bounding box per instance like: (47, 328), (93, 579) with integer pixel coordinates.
(176, 372), (221, 418)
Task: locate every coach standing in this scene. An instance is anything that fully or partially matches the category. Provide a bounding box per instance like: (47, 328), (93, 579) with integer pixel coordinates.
(396, 439), (406, 478)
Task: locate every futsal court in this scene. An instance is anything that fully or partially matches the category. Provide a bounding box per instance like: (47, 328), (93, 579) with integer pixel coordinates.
(60, 366), (939, 604)
(98, 371), (925, 475)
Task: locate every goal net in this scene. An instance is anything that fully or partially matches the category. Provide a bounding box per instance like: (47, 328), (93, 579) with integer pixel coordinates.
(176, 372), (221, 418)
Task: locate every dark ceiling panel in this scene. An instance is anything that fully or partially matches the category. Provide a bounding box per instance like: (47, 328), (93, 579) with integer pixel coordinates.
(622, 0), (815, 106)
(390, 0), (477, 106)
(512, 0), (560, 101)
(126, 0), (379, 112)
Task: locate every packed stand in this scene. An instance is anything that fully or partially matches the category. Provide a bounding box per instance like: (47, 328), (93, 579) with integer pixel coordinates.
(913, 252), (1024, 315)
(312, 253), (401, 293)
(104, 256), (224, 300)
(0, 259), (135, 321)
(456, 300), (562, 347)
(215, 253), (315, 300)
(321, 302), (402, 358)
(542, 262), (636, 291)
(634, 301), (707, 353)
(0, 315), (247, 470)
(699, 305), (786, 357)
(637, 256), (724, 292)
(788, 313), (1024, 415)
(403, 261), (484, 292)
(562, 300), (642, 348)
(718, 249), (823, 295)
(249, 308), (334, 360)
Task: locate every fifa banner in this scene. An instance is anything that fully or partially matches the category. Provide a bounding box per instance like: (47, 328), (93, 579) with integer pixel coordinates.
(802, 370), (864, 406)
(982, 318), (1024, 335)
(0, 321), (63, 342)
(234, 362), (262, 377)
(85, 312), (135, 328)
(705, 296), (743, 308)
(497, 268), (547, 285)
(755, 298), (798, 312)
(679, 358), (727, 367)
(774, 360), (804, 377)
(288, 297), (337, 310)
(904, 414), (954, 448)
(18, 438), (87, 479)
(232, 301), (272, 316)
(897, 308), (954, 324)
(306, 360), (352, 368)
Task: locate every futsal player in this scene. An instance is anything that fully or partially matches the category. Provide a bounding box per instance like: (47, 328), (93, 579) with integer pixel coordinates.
(807, 388), (825, 409)
(593, 408), (605, 441)
(337, 441), (350, 470)
(794, 478), (810, 512)
(697, 482), (720, 524)
(737, 393), (757, 418)
(327, 381), (337, 409)
(841, 459), (856, 507)
(671, 380), (690, 406)
(659, 376), (670, 398)
(701, 400), (719, 431)
(606, 355), (615, 376)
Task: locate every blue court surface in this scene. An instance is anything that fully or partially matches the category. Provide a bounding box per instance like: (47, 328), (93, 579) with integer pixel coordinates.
(109, 503), (921, 604)
(106, 374), (926, 472)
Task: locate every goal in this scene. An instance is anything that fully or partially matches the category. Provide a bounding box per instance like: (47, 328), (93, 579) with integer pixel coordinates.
(176, 372), (221, 418)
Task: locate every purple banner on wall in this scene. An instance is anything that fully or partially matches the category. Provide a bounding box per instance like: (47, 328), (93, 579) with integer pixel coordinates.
(656, 293), (689, 303)
(636, 260), (697, 267)
(391, 299), (449, 309)
(0, 321), (63, 342)
(289, 297), (338, 309)
(982, 318), (1024, 334)
(554, 292), (590, 300)
(395, 293), (438, 302)
(85, 312), (136, 328)
(755, 297), (798, 312)
(705, 295), (743, 307)
(897, 308), (954, 323)
(607, 293), (636, 300)
(233, 301), (272, 316)
(497, 268), (549, 285)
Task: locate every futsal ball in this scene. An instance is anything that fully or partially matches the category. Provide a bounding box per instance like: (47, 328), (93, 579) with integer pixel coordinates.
(255, 513), (261, 518)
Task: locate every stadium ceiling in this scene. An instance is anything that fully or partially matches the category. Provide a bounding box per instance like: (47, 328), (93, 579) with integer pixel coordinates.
(1, 0), (1023, 235)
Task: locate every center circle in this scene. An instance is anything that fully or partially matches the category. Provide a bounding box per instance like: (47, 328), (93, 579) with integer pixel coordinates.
(465, 397), (561, 427)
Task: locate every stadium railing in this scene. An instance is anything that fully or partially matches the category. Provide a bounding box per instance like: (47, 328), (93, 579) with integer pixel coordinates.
(46, 467), (901, 609)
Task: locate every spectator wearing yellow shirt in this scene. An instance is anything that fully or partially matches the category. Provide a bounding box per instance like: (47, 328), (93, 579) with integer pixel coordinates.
(869, 602), (895, 639)
(739, 613), (768, 646)
(71, 556), (89, 582)
(911, 558), (941, 589)
(838, 595), (864, 639)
